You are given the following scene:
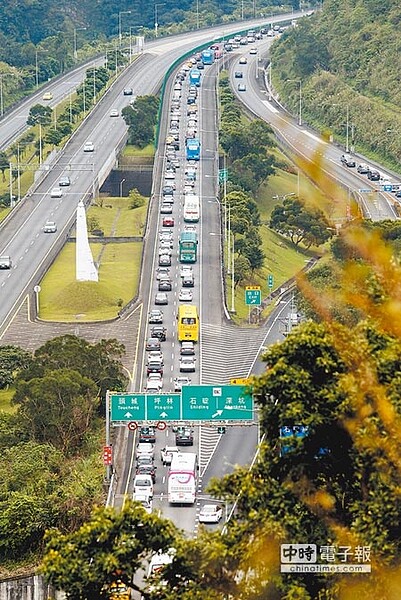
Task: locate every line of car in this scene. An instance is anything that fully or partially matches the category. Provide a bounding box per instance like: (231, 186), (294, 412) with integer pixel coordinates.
(341, 153), (401, 194)
(144, 59), (203, 394)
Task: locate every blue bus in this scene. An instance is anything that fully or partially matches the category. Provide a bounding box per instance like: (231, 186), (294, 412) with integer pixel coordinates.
(189, 68), (201, 87)
(186, 138), (201, 161)
(201, 49), (214, 65)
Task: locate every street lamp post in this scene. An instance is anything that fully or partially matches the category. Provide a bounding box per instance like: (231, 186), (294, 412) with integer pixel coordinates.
(73, 27), (87, 61)
(92, 65), (96, 104)
(120, 178), (126, 197)
(154, 3), (165, 38)
(333, 103), (350, 153)
(287, 79), (302, 126)
(0, 73), (15, 117)
(119, 10), (132, 45)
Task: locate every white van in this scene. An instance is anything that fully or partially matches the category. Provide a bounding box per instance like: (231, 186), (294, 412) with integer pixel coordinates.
(133, 474), (153, 497)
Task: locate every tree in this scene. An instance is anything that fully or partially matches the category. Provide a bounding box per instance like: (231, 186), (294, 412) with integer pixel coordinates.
(270, 197), (333, 247)
(122, 95), (159, 148)
(41, 500), (178, 600)
(44, 127), (64, 146)
(13, 368), (99, 454)
(17, 335), (128, 402)
(0, 150), (8, 182)
(129, 188), (146, 209)
(26, 103), (52, 126)
(0, 344), (31, 389)
(233, 254), (251, 287)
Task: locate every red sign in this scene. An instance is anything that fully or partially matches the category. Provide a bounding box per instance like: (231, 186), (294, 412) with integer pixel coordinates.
(128, 421), (137, 431)
(103, 445), (113, 466)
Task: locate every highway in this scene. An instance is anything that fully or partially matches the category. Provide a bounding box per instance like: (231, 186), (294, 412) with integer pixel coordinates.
(117, 54), (261, 536)
(229, 38), (401, 222)
(0, 13), (307, 337)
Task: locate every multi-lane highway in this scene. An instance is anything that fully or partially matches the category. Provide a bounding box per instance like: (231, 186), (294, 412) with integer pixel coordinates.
(116, 52), (262, 535)
(228, 38), (401, 221)
(0, 13), (307, 337)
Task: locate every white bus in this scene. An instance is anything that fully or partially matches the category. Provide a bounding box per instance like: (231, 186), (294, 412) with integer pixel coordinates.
(167, 452), (198, 504)
(183, 195), (200, 223)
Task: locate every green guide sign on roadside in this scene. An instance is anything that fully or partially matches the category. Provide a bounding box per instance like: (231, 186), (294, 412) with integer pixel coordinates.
(110, 384), (253, 423)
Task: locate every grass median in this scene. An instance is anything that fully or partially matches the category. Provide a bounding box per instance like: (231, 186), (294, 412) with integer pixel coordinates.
(39, 195), (147, 322)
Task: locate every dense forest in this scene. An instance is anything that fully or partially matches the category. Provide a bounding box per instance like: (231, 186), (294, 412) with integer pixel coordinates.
(272, 0), (401, 168)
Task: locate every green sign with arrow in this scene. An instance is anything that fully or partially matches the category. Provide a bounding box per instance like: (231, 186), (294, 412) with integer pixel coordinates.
(110, 386), (253, 422)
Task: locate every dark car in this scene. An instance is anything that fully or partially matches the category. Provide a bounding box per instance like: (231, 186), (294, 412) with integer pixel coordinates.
(367, 169), (380, 181)
(146, 337), (161, 351)
(175, 427), (194, 446)
(139, 426), (156, 443)
(147, 358), (163, 375)
(150, 325), (167, 341)
(340, 154), (356, 168)
(158, 279), (172, 292)
(136, 464), (157, 483)
(234, 71), (243, 78)
(162, 186), (175, 196)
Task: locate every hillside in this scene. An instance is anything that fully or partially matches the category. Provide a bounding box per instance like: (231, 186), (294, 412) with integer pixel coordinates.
(271, 0), (401, 169)
(0, 0), (301, 110)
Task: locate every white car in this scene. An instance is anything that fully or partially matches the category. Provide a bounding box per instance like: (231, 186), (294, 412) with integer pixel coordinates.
(198, 504), (223, 523)
(133, 474), (154, 497)
(179, 357), (196, 373)
(58, 176), (70, 186)
(160, 445), (179, 465)
(173, 376), (191, 392)
(83, 141), (95, 152)
(110, 108), (119, 117)
(50, 187), (63, 198)
(43, 221), (57, 233)
(249, 47), (258, 55)
(180, 341), (195, 355)
(136, 442), (154, 458)
(145, 373), (163, 392)
(145, 379), (163, 393)
(180, 265), (193, 277)
(133, 493), (152, 514)
(178, 289), (193, 302)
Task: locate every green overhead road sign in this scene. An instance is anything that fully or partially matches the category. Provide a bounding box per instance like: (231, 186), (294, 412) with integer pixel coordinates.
(245, 286), (261, 306)
(181, 385), (254, 421)
(110, 386), (254, 422)
(110, 393), (181, 422)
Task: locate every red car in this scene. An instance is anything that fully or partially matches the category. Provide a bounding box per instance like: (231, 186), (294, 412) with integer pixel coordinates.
(163, 217), (175, 227)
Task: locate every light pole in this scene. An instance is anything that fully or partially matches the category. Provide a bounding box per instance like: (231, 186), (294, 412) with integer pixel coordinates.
(120, 178), (126, 197)
(119, 10), (132, 45)
(333, 103), (350, 153)
(154, 3), (165, 38)
(129, 26), (134, 61)
(73, 27), (87, 61)
(92, 65), (96, 104)
(0, 73), (15, 117)
(287, 79), (302, 126)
